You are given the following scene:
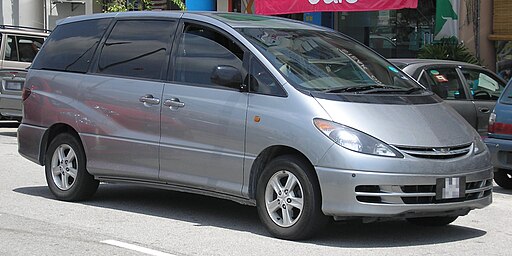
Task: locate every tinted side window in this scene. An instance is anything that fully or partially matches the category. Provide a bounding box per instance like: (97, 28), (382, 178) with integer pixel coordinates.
(31, 18), (111, 73)
(425, 68), (466, 100)
(17, 36), (44, 62)
(97, 20), (176, 80)
(249, 57), (285, 96)
(4, 35), (43, 62)
(173, 23), (245, 87)
(418, 72), (432, 89)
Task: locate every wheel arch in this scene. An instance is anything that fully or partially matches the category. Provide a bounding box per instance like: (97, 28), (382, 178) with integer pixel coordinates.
(39, 123), (81, 166)
(248, 145), (319, 200)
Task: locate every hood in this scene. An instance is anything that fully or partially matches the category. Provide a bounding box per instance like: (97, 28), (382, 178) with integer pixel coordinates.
(315, 97), (476, 147)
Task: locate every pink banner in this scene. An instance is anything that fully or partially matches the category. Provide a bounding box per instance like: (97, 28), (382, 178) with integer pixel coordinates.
(255, 0), (418, 15)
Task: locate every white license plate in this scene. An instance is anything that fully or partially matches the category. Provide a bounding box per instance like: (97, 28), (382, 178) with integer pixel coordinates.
(5, 81), (23, 91)
(436, 177), (466, 200)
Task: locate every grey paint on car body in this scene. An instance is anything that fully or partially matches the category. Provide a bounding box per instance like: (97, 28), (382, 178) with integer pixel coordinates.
(18, 12), (493, 239)
(391, 58), (507, 136)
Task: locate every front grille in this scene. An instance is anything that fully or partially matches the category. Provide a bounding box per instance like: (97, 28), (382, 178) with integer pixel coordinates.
(355, 178), (492, 205)
(396, 143), (472, 159)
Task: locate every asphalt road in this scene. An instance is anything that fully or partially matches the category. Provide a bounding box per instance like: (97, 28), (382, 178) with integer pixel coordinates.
(1, 121), (511, 256)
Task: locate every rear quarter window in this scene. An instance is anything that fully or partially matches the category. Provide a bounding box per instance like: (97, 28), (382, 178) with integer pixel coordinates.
(31, 18), (112, 73)
(96, 19), (177, 80)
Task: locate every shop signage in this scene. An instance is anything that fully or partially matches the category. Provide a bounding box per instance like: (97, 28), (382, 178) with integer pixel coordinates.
(255, 0), (418, 15)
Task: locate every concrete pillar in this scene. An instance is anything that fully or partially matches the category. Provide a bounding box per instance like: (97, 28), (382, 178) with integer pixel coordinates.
(479, 0), (495, 71)
(7, 0), (44, 28)
(217, 0), (229, 12)
(459, 0), (496, 71)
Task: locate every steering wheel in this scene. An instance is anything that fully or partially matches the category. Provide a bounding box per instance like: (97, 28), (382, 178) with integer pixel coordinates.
(473, 90), (492, 100)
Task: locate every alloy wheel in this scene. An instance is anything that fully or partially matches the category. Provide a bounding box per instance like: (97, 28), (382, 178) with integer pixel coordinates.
(50, 144), (78, 190)
(264, 170), (304, 227)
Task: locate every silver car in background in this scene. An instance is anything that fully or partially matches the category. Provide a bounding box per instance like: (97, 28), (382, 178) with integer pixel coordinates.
(390, 59), (507, 136)
(0, 25), (47, 121)
(18, 12), (492, 240)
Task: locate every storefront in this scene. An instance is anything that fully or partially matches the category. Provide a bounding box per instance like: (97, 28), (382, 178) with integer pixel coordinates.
(335, 2), (435, 59)
(97, 0), (465, 60)
(489, 0), (512, 81)
(253, 0), (437, 59)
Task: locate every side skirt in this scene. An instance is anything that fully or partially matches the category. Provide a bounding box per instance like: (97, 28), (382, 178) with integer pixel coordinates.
(96, 176), (256, 206)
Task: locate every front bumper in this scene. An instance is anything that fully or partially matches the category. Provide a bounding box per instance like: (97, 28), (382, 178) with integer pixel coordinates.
(0, 94), (22, 118)
(316, 167), (493, 218)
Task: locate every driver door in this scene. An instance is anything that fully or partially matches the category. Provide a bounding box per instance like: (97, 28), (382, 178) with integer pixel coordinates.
(419, 67), (477, 129)
(158, 21), (248, 196)
(459, 68), (506, 135)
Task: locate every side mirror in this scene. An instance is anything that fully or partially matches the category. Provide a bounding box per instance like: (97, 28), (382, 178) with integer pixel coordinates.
(211, 65), (243, 90)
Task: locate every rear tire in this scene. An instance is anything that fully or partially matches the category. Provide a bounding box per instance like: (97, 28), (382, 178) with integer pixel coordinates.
(45, 133), (98, 201)
(256, 155), (328, 240)
(406, 216), (458, 226)
(494, 169), (512, 189)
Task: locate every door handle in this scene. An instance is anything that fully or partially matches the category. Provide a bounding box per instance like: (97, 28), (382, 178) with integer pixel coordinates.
(478, 107), (490, 113)
(164, 98), (185, 108)
(139, 94), (160, 105)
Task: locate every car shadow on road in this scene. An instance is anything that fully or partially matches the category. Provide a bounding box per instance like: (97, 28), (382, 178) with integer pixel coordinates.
(0, 121), (20, 138)
(0, 121), (20, 129)
(14, 184), (487, 247)
(0, 131), (17, 137)
(492, 186), (512, 195)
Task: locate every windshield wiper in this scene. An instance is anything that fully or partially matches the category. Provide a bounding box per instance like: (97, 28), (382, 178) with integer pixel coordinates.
(321, 85), (389, 93)
(359, 87), (423, 94)
(321, 85), (423, 94)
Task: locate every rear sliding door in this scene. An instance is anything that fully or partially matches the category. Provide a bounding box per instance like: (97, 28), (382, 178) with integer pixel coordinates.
(80, 18), (177, 180)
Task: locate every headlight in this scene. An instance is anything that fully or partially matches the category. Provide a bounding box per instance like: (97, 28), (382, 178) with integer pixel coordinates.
(314, 119), (403, 158)
(473, 135), (486, 155)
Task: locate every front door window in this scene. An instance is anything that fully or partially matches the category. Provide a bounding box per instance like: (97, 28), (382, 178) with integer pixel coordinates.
(423, 68), (466, 100)
(173, 23), (245, 87)
(4, 35), (44, 62)
(460, 69), (505, 100)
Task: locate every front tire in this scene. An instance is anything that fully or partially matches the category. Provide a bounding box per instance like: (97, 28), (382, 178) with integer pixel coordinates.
(256, 155), (327, 240)
(406, 216), (458, 226)
(494, 169), (512, 189)
(45, 133), (98, 201)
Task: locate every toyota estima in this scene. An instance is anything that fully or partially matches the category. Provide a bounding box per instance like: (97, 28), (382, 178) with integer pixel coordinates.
(18, 12), (492, 240)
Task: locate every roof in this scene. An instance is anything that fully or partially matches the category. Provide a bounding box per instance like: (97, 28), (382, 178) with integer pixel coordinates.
(204, 12), (323, 30)
(389, 58), (483, 68)
(57, 11), (325, 31)
(0, 25), (49, 36)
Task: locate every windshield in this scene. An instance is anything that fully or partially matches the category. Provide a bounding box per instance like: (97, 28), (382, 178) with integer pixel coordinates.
(238, 28), (422, 94)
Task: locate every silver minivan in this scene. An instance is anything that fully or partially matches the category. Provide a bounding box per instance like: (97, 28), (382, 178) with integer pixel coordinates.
(18, 12), (492, 240)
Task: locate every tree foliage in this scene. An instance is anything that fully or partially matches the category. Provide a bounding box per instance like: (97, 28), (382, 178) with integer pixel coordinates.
(418, 38), (480, 65)
(170, 0), (186, 10)
(98, 0), (185, 12)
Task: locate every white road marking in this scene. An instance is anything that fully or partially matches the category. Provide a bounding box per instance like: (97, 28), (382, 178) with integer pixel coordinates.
(101, 240), (176, 256)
